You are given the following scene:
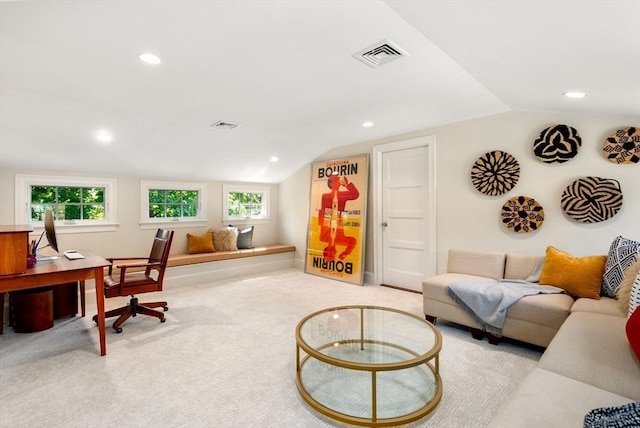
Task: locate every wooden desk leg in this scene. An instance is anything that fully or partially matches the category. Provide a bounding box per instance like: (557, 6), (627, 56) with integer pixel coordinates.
(94, 269), (106, 356)
(0, 292), (4, 334)
(79, 280), (86, 317)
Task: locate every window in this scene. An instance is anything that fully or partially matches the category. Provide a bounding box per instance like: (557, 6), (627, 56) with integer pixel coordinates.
(140, 181), (207, 229)
(223, 185), (270, 222)
(15, 174), (117, 233)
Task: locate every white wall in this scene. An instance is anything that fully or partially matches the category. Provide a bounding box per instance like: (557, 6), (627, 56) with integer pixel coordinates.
(280, 111), (640, 276)
(0, 168), (280, 258)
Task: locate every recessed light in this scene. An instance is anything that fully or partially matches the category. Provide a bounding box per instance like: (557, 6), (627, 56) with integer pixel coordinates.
(95, 131), (113, 143)
(362, 121), (374, 128)
(563, 91), (586, 98)
(270, 156), (279, 163)
(138, 52), (161, 65)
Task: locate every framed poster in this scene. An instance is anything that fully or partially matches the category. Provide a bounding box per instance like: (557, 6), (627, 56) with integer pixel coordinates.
(304, 154), (369, 285)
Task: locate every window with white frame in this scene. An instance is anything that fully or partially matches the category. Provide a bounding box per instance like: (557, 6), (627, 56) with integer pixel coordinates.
(15, 174), (117, 233)
(223, 184), (270, 222)
(140, 180), (207, 228)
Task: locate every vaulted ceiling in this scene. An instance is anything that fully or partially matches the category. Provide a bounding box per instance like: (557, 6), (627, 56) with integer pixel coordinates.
(1, 1), (638, 183)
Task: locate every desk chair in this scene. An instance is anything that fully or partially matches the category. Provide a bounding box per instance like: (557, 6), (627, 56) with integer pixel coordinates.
(93, 229), (174, 333)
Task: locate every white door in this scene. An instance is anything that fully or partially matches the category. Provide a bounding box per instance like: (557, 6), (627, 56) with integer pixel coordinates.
(373, 137), (436, 292)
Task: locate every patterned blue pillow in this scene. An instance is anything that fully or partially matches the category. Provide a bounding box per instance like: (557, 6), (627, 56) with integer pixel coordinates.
(602, 236), (640, 298)
(583, 401), (640, 428)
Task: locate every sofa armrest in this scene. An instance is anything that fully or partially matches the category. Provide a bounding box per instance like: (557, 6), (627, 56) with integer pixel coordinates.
(446, 249), (506, 279)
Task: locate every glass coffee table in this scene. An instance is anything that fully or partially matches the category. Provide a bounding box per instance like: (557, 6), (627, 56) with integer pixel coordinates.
(295, 305), (442, 427)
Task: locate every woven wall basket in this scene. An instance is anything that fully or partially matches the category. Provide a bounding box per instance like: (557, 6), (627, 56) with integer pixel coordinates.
(561, 176), (623, 223)
(470, 150), (520, 196)
(500, 196), (544, 233)
(533, 124), (581, 164)
(602, 127), (640, 164)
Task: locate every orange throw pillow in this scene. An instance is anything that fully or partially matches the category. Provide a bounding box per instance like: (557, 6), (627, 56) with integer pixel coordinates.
(186, 232), (215, 254)
(539, 246), (607, 299)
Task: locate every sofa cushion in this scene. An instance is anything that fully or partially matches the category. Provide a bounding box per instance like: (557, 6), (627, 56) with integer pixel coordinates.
(489, 368), (633, 428)
(630, 272), (640, 317)
(571, 296), (626, 317)
(504, 254), (544, 280)
(627, 307), (640, 361)
(616, 259), (640, 315)
(505, 293), (574, 329)
(602, 235), (640, 298)
(538, 312), (640, 400)
(186, 232), (215, 254)
(447, 249), (505, 280)
(539, 246), (606, 299)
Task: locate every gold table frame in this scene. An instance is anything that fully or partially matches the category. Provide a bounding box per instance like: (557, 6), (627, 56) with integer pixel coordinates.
(295, 305), (442, 427)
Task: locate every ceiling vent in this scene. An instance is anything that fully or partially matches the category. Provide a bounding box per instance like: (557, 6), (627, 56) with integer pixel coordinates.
(352, 39), (408, 68)
(211, 120), (240, 130)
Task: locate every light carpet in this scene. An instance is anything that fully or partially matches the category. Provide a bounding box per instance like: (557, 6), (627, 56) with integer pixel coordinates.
(0, 268), (542, 427)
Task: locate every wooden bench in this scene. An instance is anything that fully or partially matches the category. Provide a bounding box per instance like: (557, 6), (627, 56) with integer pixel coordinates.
(167, 244), (296, 267)
(162, 244), (296, 286)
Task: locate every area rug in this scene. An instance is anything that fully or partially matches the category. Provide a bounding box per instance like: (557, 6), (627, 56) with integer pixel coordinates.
(0, 268), (541, 427)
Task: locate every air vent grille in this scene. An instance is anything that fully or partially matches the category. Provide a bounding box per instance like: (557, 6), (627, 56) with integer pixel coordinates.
(211, 120), (240, 130)
(352, 39), (408, 68)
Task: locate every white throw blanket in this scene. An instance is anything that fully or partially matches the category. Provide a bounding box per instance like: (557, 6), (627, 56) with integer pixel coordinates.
(448, 279), (565, 334)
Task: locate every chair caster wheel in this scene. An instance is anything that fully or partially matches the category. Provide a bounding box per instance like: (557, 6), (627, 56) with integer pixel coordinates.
(115, 328), (123, 334)
(163, 306), (168, 311)
(160, 318), (166, 323)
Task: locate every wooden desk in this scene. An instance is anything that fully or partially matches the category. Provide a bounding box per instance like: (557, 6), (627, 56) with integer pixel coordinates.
(0, 251), (111, 356)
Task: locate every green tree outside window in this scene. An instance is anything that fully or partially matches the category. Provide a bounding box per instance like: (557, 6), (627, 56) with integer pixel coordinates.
(30, 185), (105, 221)
(227, 192), (263, 217)
(148, 189), (198, 218)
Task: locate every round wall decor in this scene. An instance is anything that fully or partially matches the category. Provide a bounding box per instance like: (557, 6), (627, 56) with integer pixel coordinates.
(561, 177), (623, 223)
(602, 127), (640, 164)
(500, 196), (544, 233)
(470, 150), (520, 196)
(533, 124), (581, 163)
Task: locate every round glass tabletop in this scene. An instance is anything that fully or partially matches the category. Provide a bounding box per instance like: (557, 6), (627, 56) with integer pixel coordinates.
(295, 305), (442, 427)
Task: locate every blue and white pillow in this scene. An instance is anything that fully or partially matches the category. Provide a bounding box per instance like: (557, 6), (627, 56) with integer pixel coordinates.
(584, 401), (640, 428)
(602, 236), (640, 298)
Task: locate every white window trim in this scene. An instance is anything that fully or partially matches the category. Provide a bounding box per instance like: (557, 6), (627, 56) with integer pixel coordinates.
(15, 174), (118, 234)
(222, 184), (270, 223)
(140, 180), (208, 230)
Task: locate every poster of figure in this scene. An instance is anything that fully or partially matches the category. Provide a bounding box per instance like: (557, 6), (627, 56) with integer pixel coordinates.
(305, 154), (368, 285)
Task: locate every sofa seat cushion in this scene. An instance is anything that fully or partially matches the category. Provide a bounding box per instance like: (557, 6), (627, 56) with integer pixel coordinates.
(538, 312), (640, 400)
(506, 293), (574, 329)
(489, 368), (633, 428)
(571, 296), (626, 317)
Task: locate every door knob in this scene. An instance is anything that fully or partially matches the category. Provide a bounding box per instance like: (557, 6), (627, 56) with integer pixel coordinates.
(382, 222), (388, 227)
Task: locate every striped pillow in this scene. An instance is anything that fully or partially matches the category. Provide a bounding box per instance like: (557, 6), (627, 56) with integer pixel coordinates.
(602, 236), (640, 298)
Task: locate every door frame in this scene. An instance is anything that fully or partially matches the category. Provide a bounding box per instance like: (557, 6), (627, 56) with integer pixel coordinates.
(372, 135), (437, 287)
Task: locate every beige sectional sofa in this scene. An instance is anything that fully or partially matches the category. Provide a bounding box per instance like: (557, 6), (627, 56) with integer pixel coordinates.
(423, 249), (640, 427)
(423, 249), (575, 347)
